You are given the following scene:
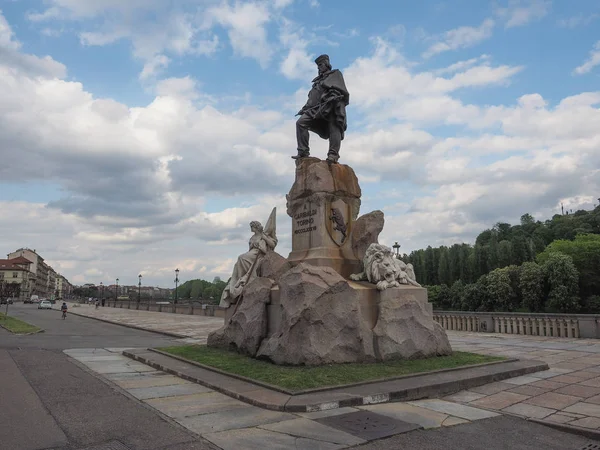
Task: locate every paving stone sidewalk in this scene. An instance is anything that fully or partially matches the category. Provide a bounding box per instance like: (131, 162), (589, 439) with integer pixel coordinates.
(448, 331), (600, 431)
(66, 348), (498, 450)
(65, 303), (223, 343)
(66, 305), (600, 433)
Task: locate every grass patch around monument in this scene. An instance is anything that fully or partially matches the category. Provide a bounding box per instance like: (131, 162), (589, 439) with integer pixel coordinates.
(0, 313), (42, 334)
(159, 345), (504, 391)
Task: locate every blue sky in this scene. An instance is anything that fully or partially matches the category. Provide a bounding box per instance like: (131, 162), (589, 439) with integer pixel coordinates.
(0, 0), (599, 288)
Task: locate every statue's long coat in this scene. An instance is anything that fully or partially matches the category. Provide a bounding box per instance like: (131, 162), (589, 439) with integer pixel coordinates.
(301, 69), (350, 140)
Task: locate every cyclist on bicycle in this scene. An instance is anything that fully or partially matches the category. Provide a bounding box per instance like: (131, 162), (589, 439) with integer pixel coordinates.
(61, 302), (68, 319)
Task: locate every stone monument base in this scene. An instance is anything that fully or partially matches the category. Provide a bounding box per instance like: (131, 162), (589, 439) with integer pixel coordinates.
(213, 263), (451, 366)
(263, 282), (432, 337)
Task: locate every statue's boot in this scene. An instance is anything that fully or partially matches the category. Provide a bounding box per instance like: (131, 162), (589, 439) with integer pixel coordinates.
(291, 150), (310, 160)
(326, 152), (339, 164)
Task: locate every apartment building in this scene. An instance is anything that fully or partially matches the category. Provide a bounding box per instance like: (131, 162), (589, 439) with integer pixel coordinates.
(7, 248), (71, 300)
(56, 274), (73, 299)
(0, 257), (33, 301)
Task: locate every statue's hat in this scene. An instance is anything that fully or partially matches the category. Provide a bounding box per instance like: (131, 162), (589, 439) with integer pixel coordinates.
(314, 54), (330, 65)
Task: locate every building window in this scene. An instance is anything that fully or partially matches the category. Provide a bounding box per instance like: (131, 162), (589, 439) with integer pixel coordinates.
(13, 272), (18, 278)
(0, 272), (4, 279)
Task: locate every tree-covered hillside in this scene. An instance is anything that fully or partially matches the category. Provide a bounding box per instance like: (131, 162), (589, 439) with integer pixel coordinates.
(404, 206), (600, 313)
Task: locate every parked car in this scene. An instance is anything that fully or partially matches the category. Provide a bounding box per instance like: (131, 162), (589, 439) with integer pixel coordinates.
(0, 298), (13, 305)
(38, 300), (52, 310)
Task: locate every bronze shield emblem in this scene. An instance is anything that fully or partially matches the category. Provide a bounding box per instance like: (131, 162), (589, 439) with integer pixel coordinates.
(326, 199), (352, 247)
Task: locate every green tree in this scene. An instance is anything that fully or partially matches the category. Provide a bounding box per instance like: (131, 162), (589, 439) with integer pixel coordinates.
(541, 252), (581, 312)
(519, 262), (544, 312)
(190, 281), (202, 299)
(487, 234), (499, 271)
(427, 284), (451, 310)
(537, 234), (600, 299)
(424, 246), (436, 285)
(511, 232), (530, 266)
(462, 283), (484, 311)
(497, 240), (513, 268)
(426, 285), (441, 307)
(450, 280), (465, 310)
(437, 247), (451, 286)
(486, 268), (514, 311)
(520, 213), (535, 227)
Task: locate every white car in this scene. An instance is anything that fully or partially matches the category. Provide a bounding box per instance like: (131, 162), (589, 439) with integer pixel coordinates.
(38, 300), (52, 310)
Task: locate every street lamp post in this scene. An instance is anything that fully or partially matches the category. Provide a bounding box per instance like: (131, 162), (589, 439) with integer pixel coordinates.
(174, 269), (179, 304)
(138, 274), (142, 307)
(100, 282), (104, 307)
(115, 278), (119, 306)
(392, 241), (401, 258)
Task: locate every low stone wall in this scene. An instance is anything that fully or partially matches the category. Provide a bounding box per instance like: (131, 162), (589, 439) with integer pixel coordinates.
(433, 311), (600, 339)
(101, 300), (226, 318)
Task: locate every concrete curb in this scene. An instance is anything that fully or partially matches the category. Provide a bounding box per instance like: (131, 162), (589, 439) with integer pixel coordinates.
(0, 314), (45, 335)
(123, 349), (549, 413)
(62, 308), (188, 339)
(528, 418), (600, 442)
(0, 322), (45, 335)
(148, 348), (519, 396)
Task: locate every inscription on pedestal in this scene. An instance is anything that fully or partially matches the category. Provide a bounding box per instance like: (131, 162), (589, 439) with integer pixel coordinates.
(294, 208), (317, 235)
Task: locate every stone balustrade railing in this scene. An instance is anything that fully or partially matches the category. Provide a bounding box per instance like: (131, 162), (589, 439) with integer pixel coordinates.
(94, 299), (227, 318)
(433, 311), (600, 339)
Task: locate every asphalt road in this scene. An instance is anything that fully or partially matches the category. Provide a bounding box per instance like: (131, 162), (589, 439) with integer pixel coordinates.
(354, 415), (596, 449)
(0, 302), (182, 349)
(2, 304), (597, 450)
(0, 303), (216, 450)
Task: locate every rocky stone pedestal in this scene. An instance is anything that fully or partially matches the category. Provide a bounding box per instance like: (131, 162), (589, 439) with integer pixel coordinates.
(210, 263), (451, 366)
(286, 157), (362, 278)
(208, 157), (452, 366)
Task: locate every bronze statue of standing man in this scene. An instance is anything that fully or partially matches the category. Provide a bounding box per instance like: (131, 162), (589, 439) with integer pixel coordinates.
(293, 54), (350, 164)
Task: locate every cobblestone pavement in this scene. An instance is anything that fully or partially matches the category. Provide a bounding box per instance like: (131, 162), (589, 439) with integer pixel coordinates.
(448, 331), (600, 430)
(66, 348), (497, 450)
(65, 302), (223, 343)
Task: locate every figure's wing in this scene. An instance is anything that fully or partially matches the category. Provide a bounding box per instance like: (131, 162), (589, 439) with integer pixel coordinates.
(264, 207), (276, 240)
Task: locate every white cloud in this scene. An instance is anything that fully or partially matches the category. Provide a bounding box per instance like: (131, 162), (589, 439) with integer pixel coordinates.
(278, 19), (314, 80)
(206, 2), (273, 67)
(346, 39), (522, 126)
(272, 0), (294, 9)
(26, 1), (267, 77)
(2, 10), (599, 287)
(494, 0), (551, 28)
(573, 41), (600, 75)
(557, 14), (599, 28)
(0, 10), (66, 78)
(423, 19), (495, 58)
(434, 54), (491, 75)
(140, 54), (171, 81)
(0, 9), (21, 50)
(155, 76), (199, 98)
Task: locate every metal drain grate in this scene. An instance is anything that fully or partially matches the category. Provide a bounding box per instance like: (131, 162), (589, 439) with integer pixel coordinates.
(78, 440), (132, 450)
(579, 445), (600, 450)
(315, 410), (421, 440)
